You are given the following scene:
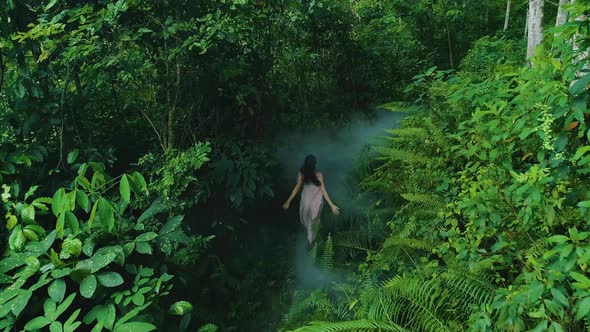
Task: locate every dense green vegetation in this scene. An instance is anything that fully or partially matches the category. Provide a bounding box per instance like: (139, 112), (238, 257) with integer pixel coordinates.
(2, 0), (590, 331)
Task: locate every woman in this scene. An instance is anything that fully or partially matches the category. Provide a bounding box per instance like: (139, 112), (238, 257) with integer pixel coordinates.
(283, 154), (340, 245)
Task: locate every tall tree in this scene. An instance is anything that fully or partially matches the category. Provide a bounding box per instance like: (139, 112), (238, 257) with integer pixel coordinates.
(504, 0), (511, 31)
(527, 0), (544, 61)
(556, 0), (570, 27)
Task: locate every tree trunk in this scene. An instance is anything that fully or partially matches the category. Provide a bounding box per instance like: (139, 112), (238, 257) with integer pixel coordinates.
(504, 0), (511, 32)
(555, 0), (570, 27)
(526, 0), (544, 61)
(447, 29), (454, 68)
(167, 61), (181, 150)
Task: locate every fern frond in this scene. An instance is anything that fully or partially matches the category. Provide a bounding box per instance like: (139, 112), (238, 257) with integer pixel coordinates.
(385, 127), (428, 141)
(373, 147), (432, 165)
(423, 117), (450, 149)
(400, 193), (444, 208)
(378, 101), (414, 112)
(373, 277), (453, 332)
(382, 237), (435, 252)
(292, 319), (410, 332)
(322, 234), (335, 272)
(441, 269), (495, 316)
(334, 235), (377, 254)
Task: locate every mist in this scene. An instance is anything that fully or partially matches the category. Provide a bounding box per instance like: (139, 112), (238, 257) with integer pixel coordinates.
(275, 109), (404, 288)
(275, 109), (404, 203)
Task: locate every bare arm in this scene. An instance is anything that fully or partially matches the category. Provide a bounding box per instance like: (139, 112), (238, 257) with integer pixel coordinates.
(318, 173), (340, 215)
(283, 173), (303, 209)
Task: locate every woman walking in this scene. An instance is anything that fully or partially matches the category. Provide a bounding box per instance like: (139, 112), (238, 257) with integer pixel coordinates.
(283, 154), (340, 245)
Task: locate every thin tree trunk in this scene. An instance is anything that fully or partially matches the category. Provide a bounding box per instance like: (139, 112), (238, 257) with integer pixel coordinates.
(167, 61), (180, 150)
(504, 0), (511, 31)
(447, 29), (454, 68)
(526, 0), (544, 61)
(555, 0), (570, 27)
(0, 52), (4, 92)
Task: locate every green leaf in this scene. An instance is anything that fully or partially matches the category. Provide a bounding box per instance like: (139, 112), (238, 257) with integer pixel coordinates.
(64, 308), (81, 331)
(80, 275), (97, 298)
(114, 303), (150, 328)
(56, 213), (65, 239)
(26, 231), (56, 256)
(51, 189), (65, 217)
(61, 237), (82, 259)
(113, 322), (156, 332)
(571, 271), (590, 288)
(132, 293), (145, 306)
(76, 191), (89, 213)
(50, 321), (63, 332)
(24, 316), (51, 330)
(577, 297), (590, 320)
(135, 242), (152, 255)
(89, 251), (117, 273)
(56, 293), (76, 318)
(578, 201), (590, 208)
(160, 216), (183, 235)
(44, 299), (57, 320)
(83, 239), (95, 257)
(570, 72), (590, 95)
(12, 290), (32, 316)
(197, 324), (218, 332)
(45, 0), (58, 11)
(135, 232), (158, 242)
(120, 175), (131, 203)
(96, 272), (123, 287)
(48, 279), (66, 303)
(169, 301), (192, 315)
(547, 235), (569, 244)
(67, 150), (79, 165)
(137, 197), (165, 223)
(551, 288), (569, 307)
(132, 172), (148, 194)
(88, 200), (98, 229)
(98, 198), (114, 232)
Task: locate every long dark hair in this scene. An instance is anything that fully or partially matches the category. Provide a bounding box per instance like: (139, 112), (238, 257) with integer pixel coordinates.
(300, 154), (320, 186)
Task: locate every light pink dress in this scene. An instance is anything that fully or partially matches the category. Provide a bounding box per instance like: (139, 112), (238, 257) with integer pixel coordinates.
(300, 174), (323, 244)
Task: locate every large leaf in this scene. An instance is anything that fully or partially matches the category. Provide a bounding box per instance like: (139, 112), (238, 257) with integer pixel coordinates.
(570, 72), (590, 95)
(120, 175), (131, 203)
(80, 275), (97, 298)
(24, 316), (51, 331)
(65, 211), (80, 235)
(44, 299), (57, 320)
(0, 253), (29, 273)
(25, 231), (56, 256)
(11, 290), (32, 316)
(169, 301), (193, 315)
(137, 196), (165, 223)
(160, 216), (184, 235)
(97, 272), (124, 287)
(56, 293), (76, 318)
(67, 150), (79, 165)
(48, 279), (66, 303)
(135, 232), (158, 242)
(113, 322), (156, 332)
(75, 190), (90, 213)
(98, 198), (115, 232)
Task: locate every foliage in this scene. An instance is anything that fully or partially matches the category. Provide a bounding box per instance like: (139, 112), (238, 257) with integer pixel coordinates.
(138, 143), (211, 212)
(0, 159), (216, 331)
(1, 0), (552, 330)
(288, 2), (590, 331)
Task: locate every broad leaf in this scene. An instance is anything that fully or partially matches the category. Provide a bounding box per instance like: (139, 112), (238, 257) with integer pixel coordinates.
(80, 275), (97, 298)
(97, 272), (124, 287)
